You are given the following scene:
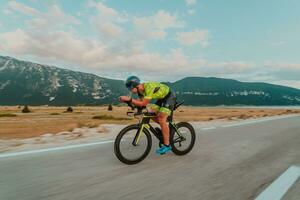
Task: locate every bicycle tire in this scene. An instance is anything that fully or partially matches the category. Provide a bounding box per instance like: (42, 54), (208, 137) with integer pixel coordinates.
(114, 124), (152, 165)
(170, 122), (196, 155)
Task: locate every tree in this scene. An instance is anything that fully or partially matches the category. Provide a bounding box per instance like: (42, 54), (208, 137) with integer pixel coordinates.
(66, 106), (73, 112)
(22, 105), (31, 113)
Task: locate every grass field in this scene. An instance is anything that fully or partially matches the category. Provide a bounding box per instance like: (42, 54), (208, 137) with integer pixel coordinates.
(0, 106), (299, 139)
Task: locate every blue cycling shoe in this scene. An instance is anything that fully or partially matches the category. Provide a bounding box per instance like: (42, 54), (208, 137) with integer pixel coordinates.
(156, 145), (172, 155)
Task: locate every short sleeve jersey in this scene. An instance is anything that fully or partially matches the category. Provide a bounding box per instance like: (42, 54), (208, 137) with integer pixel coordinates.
(141, 82), (170, 100)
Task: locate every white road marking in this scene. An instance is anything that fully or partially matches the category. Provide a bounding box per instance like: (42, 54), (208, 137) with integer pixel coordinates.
(255, 165), (300, 200)
(221, 114), (299, 128)
(0, 140), (114, 159)
(201, 127), (216, 130)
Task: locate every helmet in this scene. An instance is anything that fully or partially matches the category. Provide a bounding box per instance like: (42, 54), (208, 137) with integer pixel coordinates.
(125, 76), (140, 89)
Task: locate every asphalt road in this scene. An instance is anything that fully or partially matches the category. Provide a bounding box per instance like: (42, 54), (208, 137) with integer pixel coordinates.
(0, 115), (300, 200)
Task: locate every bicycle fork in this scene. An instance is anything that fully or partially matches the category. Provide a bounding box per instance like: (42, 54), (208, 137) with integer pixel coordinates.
(132, 124), (150, 146)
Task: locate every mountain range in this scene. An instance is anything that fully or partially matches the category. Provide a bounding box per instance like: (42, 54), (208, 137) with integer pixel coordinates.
(0, 55), (300, 106)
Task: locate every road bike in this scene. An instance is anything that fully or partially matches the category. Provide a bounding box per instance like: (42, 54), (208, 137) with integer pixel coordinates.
(114, 100), (196, 164)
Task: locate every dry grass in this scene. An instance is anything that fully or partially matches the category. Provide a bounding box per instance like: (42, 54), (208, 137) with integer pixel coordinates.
(0, 106), (299, 139)
(50, 112), (61, 115)
(92, 114), (130, 120)
(0, 113), (17, 118)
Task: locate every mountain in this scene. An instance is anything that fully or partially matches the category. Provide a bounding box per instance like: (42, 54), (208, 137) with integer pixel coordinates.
(0, 56), (127, 105)
(0, 55), (300, 106)
(165, 77), (300, 106)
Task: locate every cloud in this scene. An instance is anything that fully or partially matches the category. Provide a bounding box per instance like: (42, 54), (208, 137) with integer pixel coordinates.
(6, 2), (79, 31)
(92, 2), (119, 19)
(0, 2), (144, 68)
(270, 80), (300, 89)
(32, 5), (79, 29)
(135, 10), (183, 30)
(263, 62), (300, 81)
(208, 61), (254, 72)
(88, 1), (128, 23)
(0, 29), (102, 63)
(152, 10), (184, 29)
(176, 30), (210, 46)
(185, 0), (197, 6)
(0, 3), (102, 64)
(7, 0), (40, 16)
(224, 62), (300, 89)
(88, 1), (126, 38)
(0, 29), (28, 54)
(133, 10), (184, 40)
(264, 62), (300, 71)
(93, 20), (123, 38)
(0, 26), (252, 81)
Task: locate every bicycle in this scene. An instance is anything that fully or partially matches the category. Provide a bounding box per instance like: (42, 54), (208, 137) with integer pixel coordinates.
(114, 100), (196, 165)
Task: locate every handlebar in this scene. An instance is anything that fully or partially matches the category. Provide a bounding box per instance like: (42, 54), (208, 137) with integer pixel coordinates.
(124, 100), (147, 117)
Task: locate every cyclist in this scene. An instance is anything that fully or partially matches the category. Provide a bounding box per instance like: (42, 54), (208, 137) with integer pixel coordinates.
(119, 76), (176, 155)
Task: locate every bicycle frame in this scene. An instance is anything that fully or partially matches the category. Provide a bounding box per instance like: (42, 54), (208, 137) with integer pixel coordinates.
(132, 113), (184, 146)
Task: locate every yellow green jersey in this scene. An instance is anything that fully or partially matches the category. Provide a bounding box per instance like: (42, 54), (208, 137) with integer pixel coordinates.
(141, 82), (170, 100)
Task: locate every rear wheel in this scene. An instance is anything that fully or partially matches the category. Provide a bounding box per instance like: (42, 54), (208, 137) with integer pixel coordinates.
(114, 124), (152, 165)
(170, 122), (196, 155)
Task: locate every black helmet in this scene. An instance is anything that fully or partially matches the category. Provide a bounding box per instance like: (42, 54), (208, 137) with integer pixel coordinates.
(125, 76), (140, 89)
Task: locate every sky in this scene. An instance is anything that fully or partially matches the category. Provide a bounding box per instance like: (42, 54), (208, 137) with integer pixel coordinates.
(0, 0), (299, 89)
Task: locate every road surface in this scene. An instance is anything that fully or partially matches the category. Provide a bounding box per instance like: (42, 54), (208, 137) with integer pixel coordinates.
(0, 115), (299, 200)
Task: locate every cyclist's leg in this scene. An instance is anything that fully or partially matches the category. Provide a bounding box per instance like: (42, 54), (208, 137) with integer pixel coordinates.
(158, 92), (177, 145)
(149, 100), (162, 124)
(157, 108), (171, 145)
(150, 109), (159, 123)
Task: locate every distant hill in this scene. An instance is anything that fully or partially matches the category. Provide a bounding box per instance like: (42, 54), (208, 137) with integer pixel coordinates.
(0, 55), (300, 106)
(0, 56), (126, 105)
(166, 77), (300, 105)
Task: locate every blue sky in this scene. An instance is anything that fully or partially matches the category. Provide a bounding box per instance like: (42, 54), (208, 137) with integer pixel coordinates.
(0, 0), (299, 88)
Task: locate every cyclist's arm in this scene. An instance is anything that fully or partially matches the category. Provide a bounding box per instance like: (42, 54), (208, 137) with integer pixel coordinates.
(131, 98), (150, 107)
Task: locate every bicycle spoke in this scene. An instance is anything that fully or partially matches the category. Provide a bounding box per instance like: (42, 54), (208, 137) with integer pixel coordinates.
(172, 125), (192, 151)
(119, 129), (148, 161)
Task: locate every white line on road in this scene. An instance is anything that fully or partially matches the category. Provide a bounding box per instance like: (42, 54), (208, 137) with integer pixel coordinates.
(255, 165), (300, 200)
(201, 127), (216, 130)
(0, 140), (114, 159)
(221, 114), (299, 128)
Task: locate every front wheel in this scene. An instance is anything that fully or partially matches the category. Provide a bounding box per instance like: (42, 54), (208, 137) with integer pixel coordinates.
(170, 122), (196, 155)
(114, 124), (152, 165)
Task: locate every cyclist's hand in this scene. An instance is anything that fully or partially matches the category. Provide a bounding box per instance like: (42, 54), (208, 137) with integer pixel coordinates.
(119, 96), (131, 102)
